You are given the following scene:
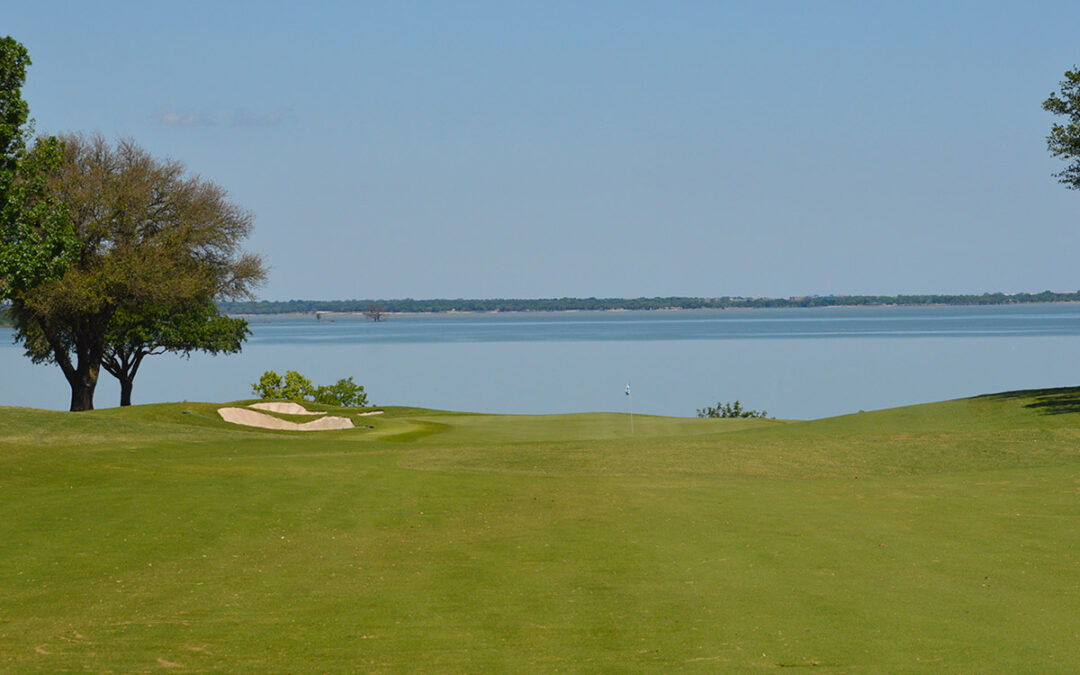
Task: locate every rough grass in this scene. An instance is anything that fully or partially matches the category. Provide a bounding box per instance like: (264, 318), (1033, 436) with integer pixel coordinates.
(2, 389), (1080, 672)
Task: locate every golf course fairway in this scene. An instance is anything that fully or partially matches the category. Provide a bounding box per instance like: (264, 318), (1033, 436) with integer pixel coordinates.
(2, 389), (1080, 672)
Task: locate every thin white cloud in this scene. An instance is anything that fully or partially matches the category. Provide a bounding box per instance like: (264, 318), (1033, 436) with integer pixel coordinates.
(231, 107), (293, 128)
(155, 108), (214, 127)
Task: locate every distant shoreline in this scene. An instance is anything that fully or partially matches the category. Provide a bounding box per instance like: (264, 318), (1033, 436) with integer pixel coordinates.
(218, 292), (1080, 317)
(228, 302), (1080, 320)
(6, 294), (1079, 327)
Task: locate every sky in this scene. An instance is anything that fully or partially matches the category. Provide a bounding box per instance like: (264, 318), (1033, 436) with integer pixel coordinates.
(6, 1), (1080, 301)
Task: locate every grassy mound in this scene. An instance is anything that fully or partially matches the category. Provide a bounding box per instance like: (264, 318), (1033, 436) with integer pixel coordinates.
(2, 389), (1079, 671)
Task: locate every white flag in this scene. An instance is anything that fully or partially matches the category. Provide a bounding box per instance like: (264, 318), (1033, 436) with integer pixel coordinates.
(625, 383), (631, 396)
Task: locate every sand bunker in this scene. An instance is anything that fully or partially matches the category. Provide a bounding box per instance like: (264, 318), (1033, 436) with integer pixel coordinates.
(249, 401), (326, 415)
(218, 407), (354, 431)
(356, 410), (384, 416)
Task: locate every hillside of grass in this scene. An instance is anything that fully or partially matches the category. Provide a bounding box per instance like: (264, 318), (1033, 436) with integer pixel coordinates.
(2, 389), (1080, 671)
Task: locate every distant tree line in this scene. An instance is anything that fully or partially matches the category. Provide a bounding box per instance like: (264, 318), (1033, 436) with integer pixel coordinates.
(218, 291), (1080, 315)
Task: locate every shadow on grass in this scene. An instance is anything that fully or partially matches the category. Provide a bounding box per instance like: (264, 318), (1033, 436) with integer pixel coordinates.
(980, 386), (1080, 415)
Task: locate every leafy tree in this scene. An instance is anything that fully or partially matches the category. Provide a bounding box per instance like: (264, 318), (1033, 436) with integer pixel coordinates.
(101, 299), (250, 407)
(1043, 67), (1080, 190)
(364, 304), (386, 322)
(7, 133), (264, 410)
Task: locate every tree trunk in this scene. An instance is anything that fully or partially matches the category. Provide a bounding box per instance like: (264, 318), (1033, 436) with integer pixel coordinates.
(68, 365), (98, 411)
(119, 377), (133, 407)
(34, 310), (109, 412)
(63, 328), (104, 412)
(102, 348), (147, 408)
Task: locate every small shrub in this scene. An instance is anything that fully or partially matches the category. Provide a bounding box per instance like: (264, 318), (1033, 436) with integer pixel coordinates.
(314, 377), (369, 407)
(697, 400), (769, 419)
(281, 370), (315, 401)
(252, 370), (284, 399)
(251, 370), (372, 407)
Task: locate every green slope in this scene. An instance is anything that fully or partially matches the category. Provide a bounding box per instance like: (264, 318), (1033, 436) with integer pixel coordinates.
(2, 390), (1079, 672)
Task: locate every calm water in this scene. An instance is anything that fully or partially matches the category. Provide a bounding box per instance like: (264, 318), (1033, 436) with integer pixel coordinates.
(3, 304), (1079, 419)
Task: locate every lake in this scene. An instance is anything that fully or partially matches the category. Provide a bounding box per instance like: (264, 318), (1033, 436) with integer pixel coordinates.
(3, 304), (1080, 419)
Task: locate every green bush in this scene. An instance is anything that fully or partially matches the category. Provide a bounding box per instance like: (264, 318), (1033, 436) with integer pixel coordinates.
(313, 377), (369, 407)
(251, 370), (284, 399)
(696, 400), (769, 419)
(281, 370), (315, 401)
(252, 370), (370, 407)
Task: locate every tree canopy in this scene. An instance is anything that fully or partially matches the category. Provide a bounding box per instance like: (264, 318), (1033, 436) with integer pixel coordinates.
(7, 133), (264, 410)
(1043, 67), (1080, 190)
(0, 36), (30, 174)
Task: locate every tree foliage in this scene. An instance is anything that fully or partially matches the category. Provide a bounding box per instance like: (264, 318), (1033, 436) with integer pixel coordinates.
(0, 137), (77, 295)
(1043, 67), (1080, 190)
(0, 36), (30, 175)
(252, 370), (285, 399)
(312, 376), (368, 407)
(7, 133), (264, 410)
(0, 38), (77, 301)
(281, 370), (315, 401)
(101, 300), (250, 407)
(251, 370), (315, 401)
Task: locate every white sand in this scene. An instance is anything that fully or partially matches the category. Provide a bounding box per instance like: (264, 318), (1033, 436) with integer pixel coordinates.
(249, 401), (326, 415)
(218, 407), (354, 431)
(356, 410), (384, 416)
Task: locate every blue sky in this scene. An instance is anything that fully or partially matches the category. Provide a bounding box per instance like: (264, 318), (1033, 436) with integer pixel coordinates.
(7, 1), (1080, 300)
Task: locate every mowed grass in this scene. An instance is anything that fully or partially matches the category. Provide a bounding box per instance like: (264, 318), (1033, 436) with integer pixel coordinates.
(2, 390), (1080, 672)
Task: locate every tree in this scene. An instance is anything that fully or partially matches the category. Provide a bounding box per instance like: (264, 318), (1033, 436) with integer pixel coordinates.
(1043, 67), (1080, 190)
(0, 38), (82, 407)
(7, 133), (264, 410)
(364, 304), (386, 322)
(100, 299), (250, 407)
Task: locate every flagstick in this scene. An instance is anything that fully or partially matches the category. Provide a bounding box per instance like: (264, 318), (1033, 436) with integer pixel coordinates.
(629, 391), (634, 434)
